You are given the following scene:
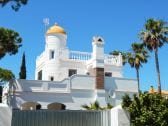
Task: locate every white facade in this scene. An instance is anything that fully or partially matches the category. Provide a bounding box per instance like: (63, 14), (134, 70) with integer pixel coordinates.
(5, 76), (137, 109)
(3, 24), (138, 110)
(110, 105), (130, 126)
(35, 24), (123, 81)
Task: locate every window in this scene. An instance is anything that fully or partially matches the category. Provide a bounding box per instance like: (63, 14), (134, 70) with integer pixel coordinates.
(50, 76), (54, 81)
(86, 72), (90, 75)
(50, 50), (54, 59)
(105, 72), (112, 77)
(68, 69), (77, 77)
(38, 70), (42, 80)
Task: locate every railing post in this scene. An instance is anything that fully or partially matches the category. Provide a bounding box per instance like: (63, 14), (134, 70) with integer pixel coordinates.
(69, 51), (92, 61)
(119, 53), (122, 66)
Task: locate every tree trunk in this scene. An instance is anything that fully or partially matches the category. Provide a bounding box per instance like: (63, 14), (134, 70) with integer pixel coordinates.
(155, 48), (161, 94)
(136, 68), (140, 94)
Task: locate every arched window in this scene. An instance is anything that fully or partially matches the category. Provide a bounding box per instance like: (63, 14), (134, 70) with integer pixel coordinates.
(49, 50), (55, 59)
(38, 70), (42, 80)
(49, 76), (54, 81)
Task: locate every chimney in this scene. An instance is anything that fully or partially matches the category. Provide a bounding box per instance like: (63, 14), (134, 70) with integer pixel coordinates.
(92, 36), (104, 89)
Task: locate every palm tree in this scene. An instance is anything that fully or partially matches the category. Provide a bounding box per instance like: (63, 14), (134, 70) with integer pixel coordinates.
(140, 18), (168, 94)
(127, 43), (148, 93)
(81, 101), (113, 110)
(111, 45), (148, 94)
(82, 101), (102, 110)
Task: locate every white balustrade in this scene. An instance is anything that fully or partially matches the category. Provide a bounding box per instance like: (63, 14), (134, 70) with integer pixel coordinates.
(69, 51), (121, 66)
(104, 54), (121, 66)
(69, 51), (92, 61)
(37, 50), (121, 66)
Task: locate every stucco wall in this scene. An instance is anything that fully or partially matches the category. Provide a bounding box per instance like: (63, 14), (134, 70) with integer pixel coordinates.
(105, 77), (138, 106)
(4, 75), (138, 110)
(11, 90), (96, 110)
(71, 75), (95, 89)
(0, 104), (12, 126)
(105, 77), (138, 92)
(111, 105), (130, 126)
(9, 75), (96, 110)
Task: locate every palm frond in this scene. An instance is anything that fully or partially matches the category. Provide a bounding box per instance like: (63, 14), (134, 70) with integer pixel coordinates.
(140, 18), (168, 51)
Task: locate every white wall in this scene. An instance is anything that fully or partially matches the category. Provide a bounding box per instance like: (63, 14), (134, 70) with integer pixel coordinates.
(0, 104), (12, 126)
(71, 75), (95, 89)
(105, 65), (123, 77)
(36, 33), (68, 81)
(105, 77), (138, 106)
(15, 75), (95, 92)
(6, 75), (138, 110)
(111, 105), (130, 126)
(105, 77), (138, 92)
(14, 79), (70, 93)
(46, 34), (67, 50)
(10, 90), (96, 110)
(59, 60), (87, 80)
(9, 76), (96, 110)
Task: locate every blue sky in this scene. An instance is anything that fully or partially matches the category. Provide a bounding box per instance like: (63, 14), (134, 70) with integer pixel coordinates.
(0, 0), (168, 91)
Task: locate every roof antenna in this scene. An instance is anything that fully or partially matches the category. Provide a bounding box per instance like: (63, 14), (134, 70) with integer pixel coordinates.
(43, 18), (49, 32)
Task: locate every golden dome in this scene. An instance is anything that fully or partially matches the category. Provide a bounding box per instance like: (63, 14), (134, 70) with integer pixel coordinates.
(46, 24), (66, 35)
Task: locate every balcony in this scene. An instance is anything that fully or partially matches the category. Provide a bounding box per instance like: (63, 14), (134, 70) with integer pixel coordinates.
(69, 51), (122, 66)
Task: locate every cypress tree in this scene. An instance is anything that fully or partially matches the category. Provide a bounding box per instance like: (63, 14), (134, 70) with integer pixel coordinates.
(19, 52), (26, 79)
(0, 86), (2, 103)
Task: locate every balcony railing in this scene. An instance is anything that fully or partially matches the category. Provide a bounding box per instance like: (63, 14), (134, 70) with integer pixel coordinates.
(69, 51), (121, 66)
(69, 51), (92, 61)
(37, 50), (122, 66)
(104, 54), (121, 66)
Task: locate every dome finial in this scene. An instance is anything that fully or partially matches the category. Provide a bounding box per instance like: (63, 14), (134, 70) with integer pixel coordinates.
(55, 22), (58, 25)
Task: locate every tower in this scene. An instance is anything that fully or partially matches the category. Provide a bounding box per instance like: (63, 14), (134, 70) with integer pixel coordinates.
(92, 36), (104, 89)
(92, 36), (106, 106)
(45, 24), (68, 60)
(35, 24), (68, 81)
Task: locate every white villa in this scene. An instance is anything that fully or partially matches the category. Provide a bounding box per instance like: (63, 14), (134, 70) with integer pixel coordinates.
(2, 24), (138, 110)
